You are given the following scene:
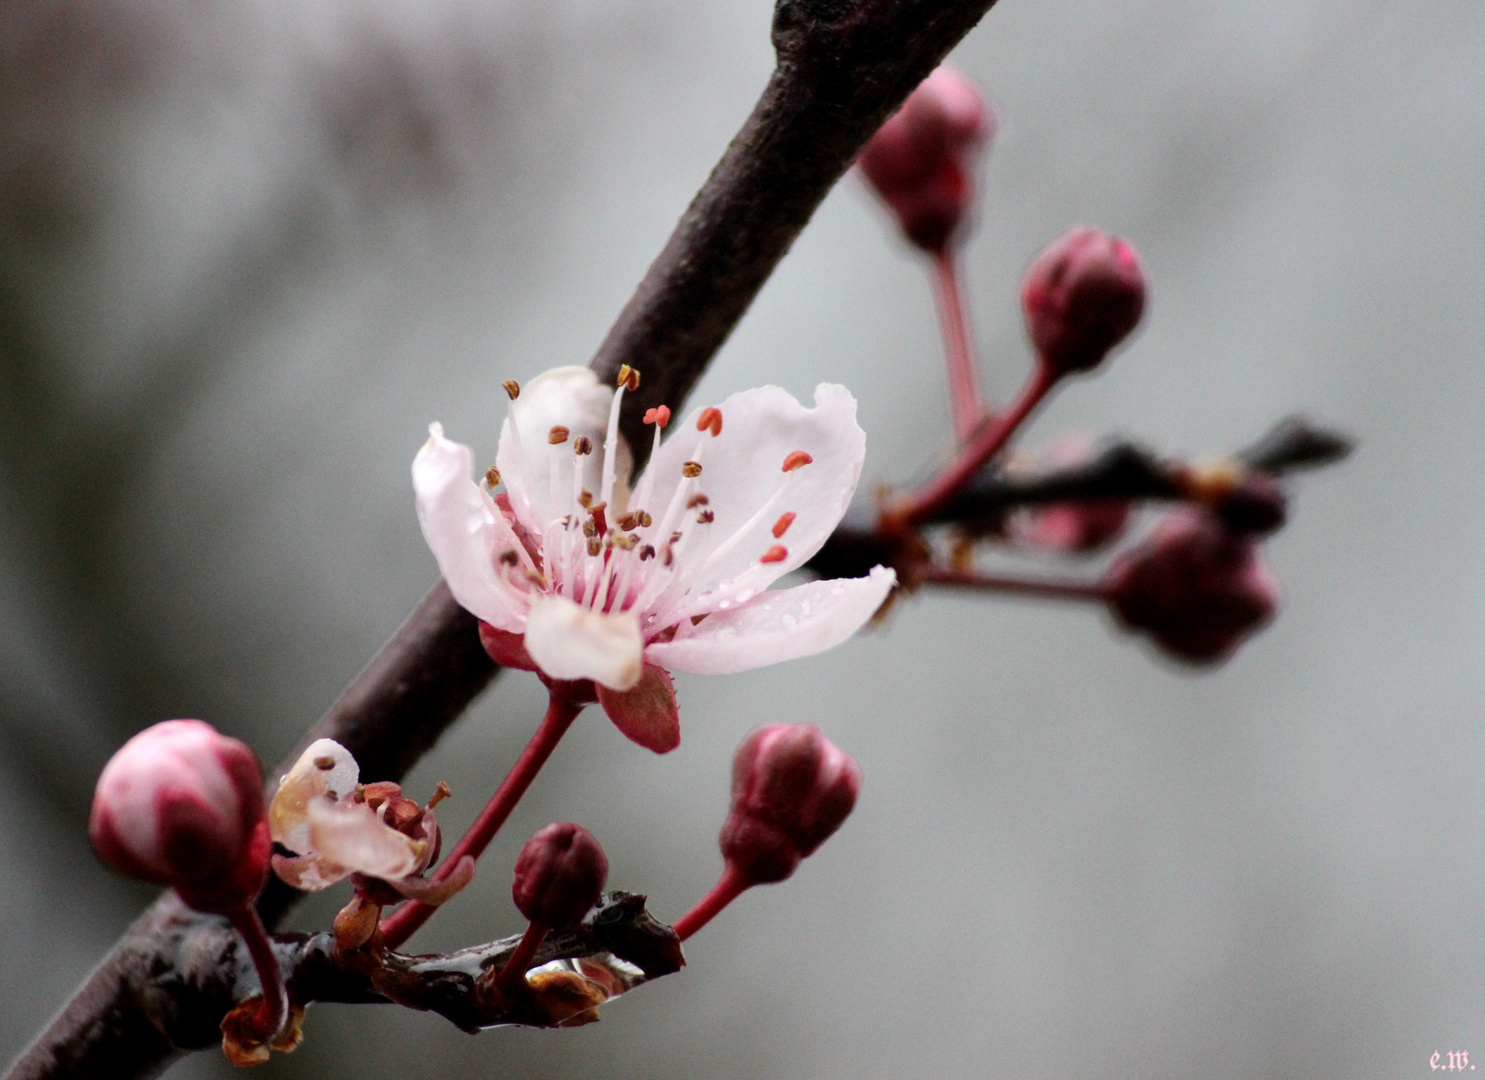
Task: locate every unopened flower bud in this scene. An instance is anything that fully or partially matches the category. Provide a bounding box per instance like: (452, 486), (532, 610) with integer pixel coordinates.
(720, 724), (861, 885)
(1022, 227), (1146, 377)
(512, 822), (608, 930)
(89, 719), (269, 914)
(1104, 507), (1280, 664)
(858, 65), (995, 253)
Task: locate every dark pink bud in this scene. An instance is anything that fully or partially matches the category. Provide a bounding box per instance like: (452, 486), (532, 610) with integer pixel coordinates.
(1021, 227), (1146, 377)
(1104, 508), (1280, 664)
(720, 724), (861, 886)
(89, 719), (269, 914)
(858, 65), (995, 253)
(512, 822), (608, 929)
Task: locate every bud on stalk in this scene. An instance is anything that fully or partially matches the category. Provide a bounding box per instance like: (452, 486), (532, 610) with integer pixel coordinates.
(494, 822), (609, 991)
(1021, 227), (1146, 378)
(673, 725), (861, 942)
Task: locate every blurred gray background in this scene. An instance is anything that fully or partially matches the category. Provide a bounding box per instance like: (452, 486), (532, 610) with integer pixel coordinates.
(2, 0), (1482, 1076)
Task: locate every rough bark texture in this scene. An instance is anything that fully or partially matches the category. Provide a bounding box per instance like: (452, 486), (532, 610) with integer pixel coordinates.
(6, 1), (1003, 1077)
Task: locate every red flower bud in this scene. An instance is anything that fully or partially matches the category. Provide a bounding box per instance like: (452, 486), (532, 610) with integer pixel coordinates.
(1104, 508), (1280, 664)
(858, 65), (995, 253)
(1021, 227), (1146, 377)
(89, 719), (270, 914)
(720, 724), (861, 886)
(512, 822), (608, 930)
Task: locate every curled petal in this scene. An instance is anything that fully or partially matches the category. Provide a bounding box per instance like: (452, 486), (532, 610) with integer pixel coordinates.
(525, 594), (644, 691)
(271, 851), (350, 892)
(269, 739), (359, 855)
(597, 663), (680, 754)
(388, 855), (476, 904)
(478, 622), (540, 671)
(413, 424), (531, 634)
(307, 799), (427, 882)
(646, 566), (896, 675)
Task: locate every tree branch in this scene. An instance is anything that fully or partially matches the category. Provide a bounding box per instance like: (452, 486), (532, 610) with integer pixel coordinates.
(8, 2), (1004, 1076)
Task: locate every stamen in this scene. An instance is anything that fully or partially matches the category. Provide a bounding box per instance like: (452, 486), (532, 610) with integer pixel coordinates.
(314, 756), (336, 771)
(638, 510), (653, 528)
(696, 407), (723, 436)
(772, 512), (796, 538)
(616, 512), (639, 531)
(697, 509), (715, 524)
(614, 533), (638, 551)
(682, 461), (702, 478)
(644, 405), (672, 428)
(587, 539), (602, 558)
(573, 436), (593, 455)
(503, 380), (520, 400)
(426, 780), (453, 811)
(601, 374), (627, 512)
(579, 489), (594, 508)
(663, 545), (674, 567)
(760, 545), (788, 564)
(782, 450), (813, 472)
(484, 465), (501, 488)
(499, 550), (520, 566)
(548, 426), (570, 445)
(616, 364), (641, 391)
(583, 518), (598, 539)
(687, 494), (710, 509)
(639, 545), (656, 561)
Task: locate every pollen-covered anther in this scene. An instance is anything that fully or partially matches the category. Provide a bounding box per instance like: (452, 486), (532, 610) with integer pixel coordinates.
(644, 405), (671, 428)
(616, 364), (641, 391)
(499, 550), (520, 566)
(682, 461), (703, 478)
(573, 436), (594, 456)
(484, 465), (501, 488)
(639, 544), (656, 561)
(697, 509), (715, 524)
(582, 518), (598, 540)
(587, 539), (602, 557)
(697, 407), (723, 436)
(548, 425), (570, 445)
(638, 511), (653, 528)
(782, 451), (813, 472)
(503, 380), (520, 400)
(614, 533), (638, 551)
(687, 494), (710, 509)
(427, 780), (453, 810)
(760, 545), (788, 564)
(579, 489), (594, 509)
(616, 513), (638, 531)
(772, 512), (796, 538)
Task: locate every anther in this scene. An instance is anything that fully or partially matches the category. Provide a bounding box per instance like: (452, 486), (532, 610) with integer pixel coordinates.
(573, 436), (593, 456)
(697, 509), (715, 524)
(617, 364), (640, 391)
(503, 380), (520, 400)
(484, 465), (501, 487)
(499, 550), (520, 566)
(644, 405), (671, 428)
(638, 510), (653, 528)
(687, 493), (710, 509)
(697, 407), (723, 437)
(587, 539), (602, 558)
(663, 545), (674, 567)
(671, 531), (682, 544)
(583, 519), (598, 540)
(427, 780), (453, 810)
(614, 533), (638, 551)
(548, 425), (570, 445)
(525, 571), (548, 588)
(617, 513), (639, 531)
(579, 489), (594, 508)
(314, 756), (336, 771)
(772, 512), (796, 538)
(760, 545), (788, 564)
(782, 451), (813, 472)
(682, 461), (703, 478)
(639, 544), (656, 561)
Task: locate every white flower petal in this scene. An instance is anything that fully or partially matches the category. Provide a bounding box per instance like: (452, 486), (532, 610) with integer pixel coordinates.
(307, 799), (426, 881)
(269, 739), (359, 854)
(645, 566), (895, 675)
(639, 384), (866, 625)
(525, 593), (644, 690)
(496, 367), (631, 537)
(413, 424), (531, 634)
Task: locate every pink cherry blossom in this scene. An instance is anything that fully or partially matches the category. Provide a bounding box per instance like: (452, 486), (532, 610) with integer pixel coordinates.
(413, 367), (895, 752)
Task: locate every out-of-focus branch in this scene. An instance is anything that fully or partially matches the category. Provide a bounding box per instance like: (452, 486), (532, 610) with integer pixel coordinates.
(806, 417), (1355, 580)
(9, 3), (1004, 1077)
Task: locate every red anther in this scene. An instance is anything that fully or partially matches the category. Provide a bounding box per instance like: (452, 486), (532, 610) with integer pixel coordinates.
(512, 822), (609, 930)
(697, 509), (715, 524)
(782, 451), (813, 472)
(722, 724), (861, 885)
(89, 720), (270, 915)
(1021, 227), (1147, 378)
(1103, 507), (1280, 664)
(772, 512), (796, 538)
(696, 407), (723, 436)
(760, 545), (788, 564)
(858, 65), (995, 254)
(548, 425), (570, 445)
(687, 494), (710, 509)
(643, 405), (671, 428)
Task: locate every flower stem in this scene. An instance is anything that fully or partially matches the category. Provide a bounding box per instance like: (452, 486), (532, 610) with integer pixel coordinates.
(228, 903), (288, 1042)
(379, 689), (586, 949)
(671, 865), (750, 942)
(931, 250), (986, 441)
(922, 565), (1107, 602)
(895, 363), (1058, 528)
(492, 920), (549, 991)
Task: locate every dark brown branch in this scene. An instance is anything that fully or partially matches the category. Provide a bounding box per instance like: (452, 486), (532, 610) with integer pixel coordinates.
(805, 417), (1355, 580)
(10, 3), (1006, 1077)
